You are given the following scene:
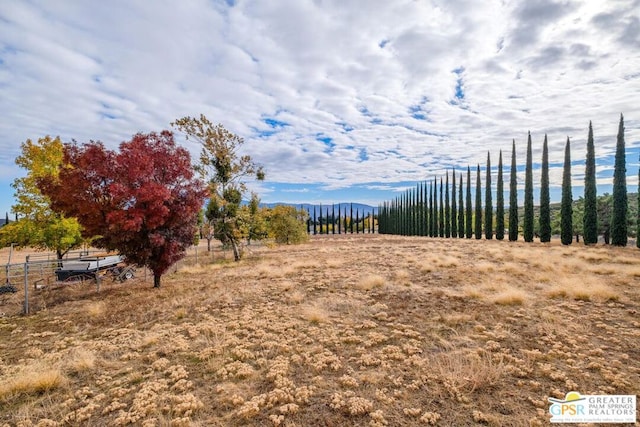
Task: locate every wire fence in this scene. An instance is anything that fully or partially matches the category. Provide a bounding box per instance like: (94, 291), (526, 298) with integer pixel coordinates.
(0, 242), (244, 317)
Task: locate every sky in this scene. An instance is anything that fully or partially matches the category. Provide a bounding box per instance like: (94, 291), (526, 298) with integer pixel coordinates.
(1, 0), (639, 217)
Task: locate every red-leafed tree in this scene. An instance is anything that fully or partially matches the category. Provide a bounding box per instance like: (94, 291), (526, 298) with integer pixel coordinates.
(38, 131), (207, 288)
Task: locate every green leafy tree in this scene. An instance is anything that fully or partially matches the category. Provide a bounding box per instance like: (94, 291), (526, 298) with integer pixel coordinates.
(465, 167), (472, 238)
(172, 115), (265, 260)
(268, 205), (309, 244)
(485, 152), (493, 239)
(524, 132), (534, 242)
(509, 140), (519, 241)
(597, 193), (613, 244)
(496, 150), (505, 240)
(611, 114), (627, 246)
(561, 137), (573, 245)
(583, 121), (598, 244)
(572, 197), (585, 242)
(247, 193), (269, 244)
(475, 164), (482, 239)
(539, 135), (551, 242)
(0, 136), (84, 259)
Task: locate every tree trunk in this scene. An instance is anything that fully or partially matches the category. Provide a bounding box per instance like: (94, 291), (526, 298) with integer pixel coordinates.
(207, 237), (211, 252)
(153, 273), (161, 288)
(229, 238), (240, 261)
(231, 239), (241, 261)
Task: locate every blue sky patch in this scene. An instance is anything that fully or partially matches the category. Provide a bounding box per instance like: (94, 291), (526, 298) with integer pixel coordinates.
(263, 117), (289, 128)
(316, 134), (335, 153)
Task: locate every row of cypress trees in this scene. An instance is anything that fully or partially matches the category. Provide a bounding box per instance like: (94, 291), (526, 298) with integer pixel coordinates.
(378, 114), (637, 247)
(307, 204), (375, 234)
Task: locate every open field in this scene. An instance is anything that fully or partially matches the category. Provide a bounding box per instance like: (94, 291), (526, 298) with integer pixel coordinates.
(1, 235), (639, 426)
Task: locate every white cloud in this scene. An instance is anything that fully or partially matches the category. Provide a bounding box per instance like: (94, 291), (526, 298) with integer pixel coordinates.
(0, 0), (638, 214)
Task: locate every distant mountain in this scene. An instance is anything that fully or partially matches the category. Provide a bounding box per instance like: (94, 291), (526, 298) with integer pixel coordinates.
(261, 202), (378, 216)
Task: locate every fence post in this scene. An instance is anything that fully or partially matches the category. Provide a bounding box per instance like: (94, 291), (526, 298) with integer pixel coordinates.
(96, 257), (101, 291)
(23, 262), (29, 315)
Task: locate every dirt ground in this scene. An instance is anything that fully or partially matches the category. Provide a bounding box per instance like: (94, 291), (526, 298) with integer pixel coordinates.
(0, 234), (639, 426)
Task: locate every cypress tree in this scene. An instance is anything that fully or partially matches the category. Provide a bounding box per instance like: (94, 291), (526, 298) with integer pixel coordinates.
(451, 171), (457, 238)
(458, 173), (464, 238)
(439, 178), (445, 237)
(407, 190), (413, 235)
(637, 153), (640, 249)
(356, 209), (360, 234)
(429, 184), (433, 237)
(337, 204), (341, 234)
(332, 204), (336, 234)
(344, 207), (348, 234)
(611, 114), (627, 246)
(583, 121), (598, 244)
(561, 137), (573, 245)
(350, 203), (354, 234)
(416, 183), (422, 236)
(445, 172), (451, 238)
(465, 166), (472, 238)
(423, 182), (428, 236)
(313, 206), (317, 235)
(325, 205), (330, 234)
(475, 164), (482, 239)
(413, 186), (420, 236)
(524, 132), (534, 242)
(485, 152), (493, 239)
(509, 140), (519, 241)
(427, 181), (431, 235)
(400, 195), (404, 235)
(398, 196), (402, 235)
(496, 150), (505, 240)
(405, 190), (413, 236)
(433, 178), (439, 237)
(539, 135), (551, 242)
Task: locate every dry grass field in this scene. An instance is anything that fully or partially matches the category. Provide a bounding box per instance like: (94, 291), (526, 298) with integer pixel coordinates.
(1, 235), (639, 426)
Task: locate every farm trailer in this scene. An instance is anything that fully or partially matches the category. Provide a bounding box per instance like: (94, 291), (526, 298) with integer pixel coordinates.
(54, 254), (135, 283)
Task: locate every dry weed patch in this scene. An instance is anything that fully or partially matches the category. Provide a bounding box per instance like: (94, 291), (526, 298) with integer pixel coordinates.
(491, 287), (528, 306)
(66, 348), (97, 373)
(356, 274), (386, 290)
(0, 362), (67, 400)
(545, 276), (621, 302)
(1, 235), (639, 426)
(300, 303), (330, 324)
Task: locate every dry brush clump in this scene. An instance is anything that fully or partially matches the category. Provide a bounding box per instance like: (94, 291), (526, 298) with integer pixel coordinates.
(0, 235), (639, 426)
